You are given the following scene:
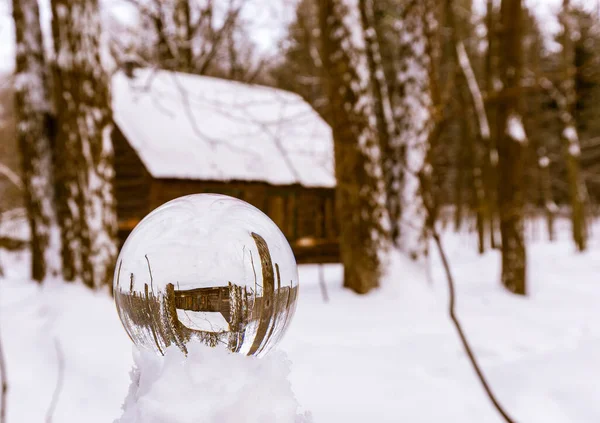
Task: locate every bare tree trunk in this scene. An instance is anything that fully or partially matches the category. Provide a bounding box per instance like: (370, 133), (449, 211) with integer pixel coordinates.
(12, 0), (61, 282)
(147, 0), (177, 69)
(559, 0), (588, 252)
(318, 0), (388, 294)
(174, 0), (192, 72)
(485, 0), (499, 249)
(51, 0), (118, 289)
(227, 29), (240, 80)
(538, 154), (556, 241)
(454, 142), (465, 232)
(496, 0), (527, 295)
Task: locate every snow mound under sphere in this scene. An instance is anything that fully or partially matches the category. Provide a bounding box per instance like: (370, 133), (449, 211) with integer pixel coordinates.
(116, 344), (312, 423)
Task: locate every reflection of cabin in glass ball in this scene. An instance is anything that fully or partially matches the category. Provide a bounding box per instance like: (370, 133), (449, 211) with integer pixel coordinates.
(114, 195), (299, 358)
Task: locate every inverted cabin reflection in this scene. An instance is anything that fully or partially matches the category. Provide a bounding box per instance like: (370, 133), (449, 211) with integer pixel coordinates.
(114, 232), (299, 356)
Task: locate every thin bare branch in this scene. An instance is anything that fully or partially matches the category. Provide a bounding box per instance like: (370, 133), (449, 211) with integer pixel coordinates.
(46, 338), (65, 423)
(318, 265), (329, 303)
(0, 162), (23, 190)
(0, 298), (7, 423)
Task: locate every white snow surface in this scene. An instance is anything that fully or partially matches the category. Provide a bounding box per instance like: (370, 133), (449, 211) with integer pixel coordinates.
(117, 345), (310, 423)
(111, 69), (334, 188)
(1, 217), (600, 422)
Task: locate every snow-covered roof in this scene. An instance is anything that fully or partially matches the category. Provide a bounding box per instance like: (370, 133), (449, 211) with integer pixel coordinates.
(111, 69), (335, 188)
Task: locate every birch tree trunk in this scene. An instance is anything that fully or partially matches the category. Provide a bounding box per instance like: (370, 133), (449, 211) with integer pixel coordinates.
(496, 0), (527, 295)
(559, 0), (588, 252)
(318, 0), (388, 294)
(12, 0), (61, 282)
(51, 0), (118, 288)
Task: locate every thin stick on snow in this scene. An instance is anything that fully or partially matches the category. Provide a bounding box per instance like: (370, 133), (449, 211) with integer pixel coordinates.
(0, 310), (7, 423)
(318, 265), (329, 303)
(432, 230), (516, 423)
(46, 338), (65, 423)
(0, 210), (3, 278)
(419, 171), (516, 423)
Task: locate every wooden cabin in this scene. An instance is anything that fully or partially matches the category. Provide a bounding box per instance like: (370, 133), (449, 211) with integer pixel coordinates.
(111, 68), (339, 263)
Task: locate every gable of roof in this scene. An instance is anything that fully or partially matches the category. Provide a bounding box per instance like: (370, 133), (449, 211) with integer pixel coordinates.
(111, 69), (335, 188)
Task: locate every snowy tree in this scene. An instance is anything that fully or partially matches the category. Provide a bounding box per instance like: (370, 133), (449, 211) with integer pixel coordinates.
(357, 0), (402, 246)
(51, 0), (118, 288)
(376, 0), (435, 259)
(318, 0), (389, 294)
(557, 0), (588, 252)
(12, 0), (61, 281)
(496, 0), (527, 295)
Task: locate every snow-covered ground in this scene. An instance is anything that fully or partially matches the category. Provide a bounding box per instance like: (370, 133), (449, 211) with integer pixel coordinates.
(1, 217), (599, 422)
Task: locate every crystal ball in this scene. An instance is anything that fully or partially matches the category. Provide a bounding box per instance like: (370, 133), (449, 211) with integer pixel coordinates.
(113, 194), (299, 357)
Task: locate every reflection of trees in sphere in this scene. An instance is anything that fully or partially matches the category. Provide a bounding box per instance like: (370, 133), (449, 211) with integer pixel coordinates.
(113, 194), (299, 357)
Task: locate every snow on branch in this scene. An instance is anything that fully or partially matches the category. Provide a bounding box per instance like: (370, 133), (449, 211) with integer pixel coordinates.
(505, 112), (527, 144)
(0, 163), (23, 191)
(456, 42), (491, 140)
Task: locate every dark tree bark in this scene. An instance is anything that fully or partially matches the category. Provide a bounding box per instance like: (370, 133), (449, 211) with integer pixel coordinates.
(454, 139), (465, 231)
(559, 0), (588, 252)
(484, 0), (499, 249)
(12, 0), (61, 282)
(51, 0), (118, 288)
(318, 0), (388, 294)
(496, 0), (527, 295)
(538, 154), (556, 241)
(174, 0), (192, 72)
(152, 0), (177, 69)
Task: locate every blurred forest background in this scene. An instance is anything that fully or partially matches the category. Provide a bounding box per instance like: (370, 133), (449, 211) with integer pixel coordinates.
(1, 0), (600, 421)
(1, 0), (599, 293)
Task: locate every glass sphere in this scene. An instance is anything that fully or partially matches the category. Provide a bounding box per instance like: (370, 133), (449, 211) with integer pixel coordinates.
(113, 194), (299, 357)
